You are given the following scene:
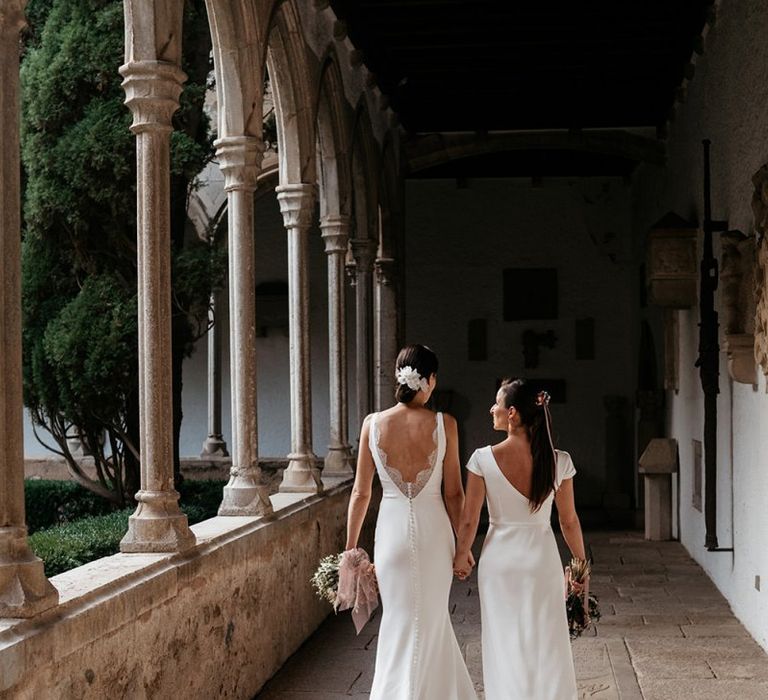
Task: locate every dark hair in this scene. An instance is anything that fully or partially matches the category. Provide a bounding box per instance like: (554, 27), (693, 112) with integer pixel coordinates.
(394, 344), (438, 403)
(498, 378), (556, 512)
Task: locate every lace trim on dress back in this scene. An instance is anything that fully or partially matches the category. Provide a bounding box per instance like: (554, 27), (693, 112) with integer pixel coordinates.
(374, 413), (440, 499)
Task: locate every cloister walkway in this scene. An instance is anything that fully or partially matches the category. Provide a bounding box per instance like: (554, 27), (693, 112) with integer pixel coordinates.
(256, 532), (768, 700)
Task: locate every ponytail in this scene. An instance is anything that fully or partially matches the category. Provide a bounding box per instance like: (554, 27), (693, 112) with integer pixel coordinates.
(527, 391), (556, 512)
(498, 380), (557, 512)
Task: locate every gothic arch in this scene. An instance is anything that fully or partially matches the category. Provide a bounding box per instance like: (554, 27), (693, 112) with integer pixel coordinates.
(264, 0), (316, 186)
(378, 131), (400, 258)
(205, 0), (265, 140)
(315, 48), (352, 221)
(350, 98), (380, 242)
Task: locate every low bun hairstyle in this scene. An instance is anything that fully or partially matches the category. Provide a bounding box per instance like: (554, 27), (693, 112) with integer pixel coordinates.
(498, 378), (556, 512)
(394, 344), (438, 404)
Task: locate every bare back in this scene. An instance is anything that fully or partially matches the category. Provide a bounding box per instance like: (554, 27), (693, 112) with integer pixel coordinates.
(490, 438), (534, 499)
(374, 405), (439, 485)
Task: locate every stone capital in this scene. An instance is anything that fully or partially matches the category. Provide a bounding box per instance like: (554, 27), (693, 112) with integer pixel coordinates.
(0, 0), (26, 34)
(345, 260), (357, 287)
(276, 183), (316, 229)
(214, 135), (264, 192)
(320, 215), (350, 254)
(119, 60), (186, 134)
(350, 237), (377, 269)
(374, 256), (396, 285)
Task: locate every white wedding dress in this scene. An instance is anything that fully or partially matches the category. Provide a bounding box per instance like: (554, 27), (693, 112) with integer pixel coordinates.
(368, 411), (477, 700)
(467, 447), (578, 700)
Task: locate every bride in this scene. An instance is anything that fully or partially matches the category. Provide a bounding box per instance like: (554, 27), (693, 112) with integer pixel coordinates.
(453, 378), (585, 700)
(344, 344), (477, 700)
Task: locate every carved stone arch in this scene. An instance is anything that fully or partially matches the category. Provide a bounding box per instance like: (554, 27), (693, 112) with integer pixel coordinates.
(350, 98), (381, 243)
(315, 48), (352, 221)
(405, 130), (666, 174)
(373, 130), (403, 407)
(378, 131), (400, 259)
(264, 0), (317, 186)
(205, 0), (265, 140)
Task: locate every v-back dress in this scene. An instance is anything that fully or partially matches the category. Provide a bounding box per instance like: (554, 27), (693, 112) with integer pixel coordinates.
(368, 411), (477, 700)
(466, 447), (578, 700)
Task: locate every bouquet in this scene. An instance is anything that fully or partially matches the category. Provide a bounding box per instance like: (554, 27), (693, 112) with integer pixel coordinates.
(565, 557), (600, 639)
(311, 548), (379, 634)
(311, 552), (342, 605)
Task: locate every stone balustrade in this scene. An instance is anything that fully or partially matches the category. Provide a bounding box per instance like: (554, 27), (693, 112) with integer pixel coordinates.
(0, 483), (373, 698)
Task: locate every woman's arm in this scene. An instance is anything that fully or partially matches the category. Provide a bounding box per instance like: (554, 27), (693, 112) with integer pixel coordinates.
(345, 415), (376, 550)
(554, 478), (586, 561)
(441, 414), (465, 534)
(453, 472), (486, 579)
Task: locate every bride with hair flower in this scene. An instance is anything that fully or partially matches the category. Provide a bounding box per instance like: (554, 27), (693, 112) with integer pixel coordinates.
(344, 344), (477, 700)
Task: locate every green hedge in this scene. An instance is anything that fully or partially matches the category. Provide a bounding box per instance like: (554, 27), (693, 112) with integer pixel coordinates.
(25, 479), (114, 533)
(26, 479), (226, 577)
(29, 510), (132, 576)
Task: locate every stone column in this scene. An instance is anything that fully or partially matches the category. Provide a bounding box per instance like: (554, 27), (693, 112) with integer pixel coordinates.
(374, 256), (398, 410)
(277, 184), (322, 493)
(0, 0), (59, 617)
(321, 216), (353, 477)
(216, 136), (272, 516)
(200, 289), (229, 457)
(351, 238), (377, 426)
(119, 61), (195, 552)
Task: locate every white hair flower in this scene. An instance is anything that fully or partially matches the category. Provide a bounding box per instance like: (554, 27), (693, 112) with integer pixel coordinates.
(395, 366), (429, 393)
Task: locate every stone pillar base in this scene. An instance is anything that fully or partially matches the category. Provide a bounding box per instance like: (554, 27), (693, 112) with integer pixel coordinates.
(638, 438), (678, 542)
(218, 472), (273, 516)
(120, 491), (196, 553)
(643, 474), (673, 541)
(200, 435), (229, 458)
(0, 528), (59, 618)
(280, 455), (323, 494)
(323, 446), (354, 479)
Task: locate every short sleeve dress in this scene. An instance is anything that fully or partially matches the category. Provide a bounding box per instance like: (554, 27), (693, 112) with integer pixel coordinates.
(466, 447), (578, 700)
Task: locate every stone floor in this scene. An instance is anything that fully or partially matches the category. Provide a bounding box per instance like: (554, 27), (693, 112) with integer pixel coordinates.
(256, 531), (768, 699)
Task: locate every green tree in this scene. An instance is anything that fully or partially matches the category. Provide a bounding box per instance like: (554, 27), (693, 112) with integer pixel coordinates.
(21, 0), (223, 506)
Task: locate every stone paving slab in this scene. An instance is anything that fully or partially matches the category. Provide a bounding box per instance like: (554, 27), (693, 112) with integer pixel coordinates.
(255, 531), (768, 699)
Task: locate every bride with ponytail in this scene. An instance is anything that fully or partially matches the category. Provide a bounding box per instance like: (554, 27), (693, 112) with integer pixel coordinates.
(453, 378), (586, 700)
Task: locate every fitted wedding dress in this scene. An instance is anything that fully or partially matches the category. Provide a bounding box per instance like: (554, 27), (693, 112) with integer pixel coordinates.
(467, 447), (578, 700)
(368, 411), (477, 700)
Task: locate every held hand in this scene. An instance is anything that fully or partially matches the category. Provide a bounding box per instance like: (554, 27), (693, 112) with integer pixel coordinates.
(565, 571), (591, 624)
(570, 579), (586, 595)
(570, 573), (589, 597)
(453, 552), (473, 580)
(468, 551), (476, 568)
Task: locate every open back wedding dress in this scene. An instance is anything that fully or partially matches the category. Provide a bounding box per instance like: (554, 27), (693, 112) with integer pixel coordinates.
(368, 411), (476, 700)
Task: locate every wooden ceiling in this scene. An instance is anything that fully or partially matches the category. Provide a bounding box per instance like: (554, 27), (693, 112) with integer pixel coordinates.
(329, 0), (711, 134)
(329, 1), (711, 175)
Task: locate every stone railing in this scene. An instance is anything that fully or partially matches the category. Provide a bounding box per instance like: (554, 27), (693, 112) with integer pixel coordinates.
(0, 479), (370, 699)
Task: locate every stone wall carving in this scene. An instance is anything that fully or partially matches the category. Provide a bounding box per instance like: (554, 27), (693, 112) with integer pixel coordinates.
(646, 213), (699, 308)
(721, 230), (756, 383)
(751, 165), (768, 379)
